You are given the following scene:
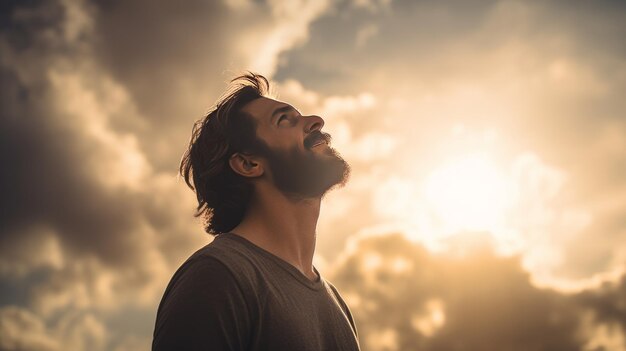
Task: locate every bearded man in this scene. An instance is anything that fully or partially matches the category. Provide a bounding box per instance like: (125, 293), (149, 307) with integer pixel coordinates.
(152, 73), (360, 351)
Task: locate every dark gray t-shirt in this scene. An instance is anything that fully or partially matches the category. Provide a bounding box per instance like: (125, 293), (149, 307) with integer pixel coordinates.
(153, 233), (360, 351)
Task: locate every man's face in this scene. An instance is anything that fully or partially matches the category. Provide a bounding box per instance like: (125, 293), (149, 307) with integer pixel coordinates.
(240, 97), (350, 198)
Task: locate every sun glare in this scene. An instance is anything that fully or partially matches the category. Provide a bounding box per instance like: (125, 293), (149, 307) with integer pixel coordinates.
(423, 154), (511, 234)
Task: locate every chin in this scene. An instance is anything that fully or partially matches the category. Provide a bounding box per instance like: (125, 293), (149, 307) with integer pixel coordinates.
(268, 144), (350, 198)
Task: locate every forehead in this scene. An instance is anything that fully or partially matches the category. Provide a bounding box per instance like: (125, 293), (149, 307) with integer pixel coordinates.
(240, 97), (291, 124)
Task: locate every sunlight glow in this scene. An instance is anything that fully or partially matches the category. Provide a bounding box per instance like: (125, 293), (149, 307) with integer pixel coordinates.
(423, 154), (511, 234)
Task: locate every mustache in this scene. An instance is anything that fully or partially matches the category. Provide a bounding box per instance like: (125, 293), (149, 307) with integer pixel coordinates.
(304, 131), (332, 149)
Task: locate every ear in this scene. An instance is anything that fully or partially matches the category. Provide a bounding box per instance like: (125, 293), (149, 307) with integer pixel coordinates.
(229, 152), (264, 178)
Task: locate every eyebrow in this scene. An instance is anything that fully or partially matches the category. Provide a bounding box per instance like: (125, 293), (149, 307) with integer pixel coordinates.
(270, 105), (296, 123)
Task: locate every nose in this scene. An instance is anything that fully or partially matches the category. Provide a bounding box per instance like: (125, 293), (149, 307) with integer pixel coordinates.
(303, 114), (325, 133)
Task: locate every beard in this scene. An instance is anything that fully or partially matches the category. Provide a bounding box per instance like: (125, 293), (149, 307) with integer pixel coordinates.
(262, 135), (350, 199)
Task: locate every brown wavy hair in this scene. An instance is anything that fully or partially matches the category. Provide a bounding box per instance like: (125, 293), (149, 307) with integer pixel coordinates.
(179, 72), (270, 235)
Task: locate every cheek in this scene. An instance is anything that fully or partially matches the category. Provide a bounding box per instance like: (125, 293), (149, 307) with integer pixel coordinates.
(276, 133), (305, 151)
(256, 122), (306, 150)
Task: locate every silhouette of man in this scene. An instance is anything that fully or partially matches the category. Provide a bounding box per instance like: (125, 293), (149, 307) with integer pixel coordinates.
(153, 73), (360, 350)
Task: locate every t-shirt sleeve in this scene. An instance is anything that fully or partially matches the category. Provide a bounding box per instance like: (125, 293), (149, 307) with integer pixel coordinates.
(153, 256), (251, 351)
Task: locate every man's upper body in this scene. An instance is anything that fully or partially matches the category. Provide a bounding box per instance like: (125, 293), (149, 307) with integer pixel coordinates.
(153, 233), (359, 350)
(153, 73), (358, 350)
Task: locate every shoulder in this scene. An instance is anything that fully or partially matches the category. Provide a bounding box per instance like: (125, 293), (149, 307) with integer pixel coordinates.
(154, 237), (265, 333)
(158, 234), (274, 310)
(158, 253), (244, 311)
(153, 241), (259, 350)
(323, 279), (359, 337)
(190, 234), (265, 288)
(323, 279), (344, 301)
(158, 236), (262, 304)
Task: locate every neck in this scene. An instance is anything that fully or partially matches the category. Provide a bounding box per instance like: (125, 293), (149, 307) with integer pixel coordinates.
(230, 184), (321, 281)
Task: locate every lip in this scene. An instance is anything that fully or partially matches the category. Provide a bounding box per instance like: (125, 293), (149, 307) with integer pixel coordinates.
(305, 131), (331, 149)
(310, 139), (327, 149)
(311, 140), (327, 148)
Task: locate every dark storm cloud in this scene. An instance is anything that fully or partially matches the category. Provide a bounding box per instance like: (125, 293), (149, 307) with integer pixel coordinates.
(575, 275), (626, 334)
(0, 0), (332, 348)
(0, 4), (212, 349)
(0, 0), (204, 320)
(0, 0), (150, 268)
(92, 0), (238, 123)
(330, 233), (624, 350)
(90, 0), (274, 171)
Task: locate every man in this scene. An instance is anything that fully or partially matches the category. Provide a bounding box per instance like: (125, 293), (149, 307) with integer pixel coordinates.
(153, 73), (360, 350)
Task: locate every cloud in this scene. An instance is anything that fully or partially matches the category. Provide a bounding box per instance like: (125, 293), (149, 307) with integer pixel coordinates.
(90, 0), (332, 171)
(575, 275), (626, 351)
(0, 0), (338, 348)
(0, 305), (109, 351)
(0, 0), (205, 347)
(0, 306), (59, 351)
(343, 131), (397, 162)
(352, 0), (392, 13)
(276, 0), (626, 293)
(1, 0), (624, 349)
(329, 232), (625, 351)
(247, 0), (332, 76)
(356, 24), (379, 48)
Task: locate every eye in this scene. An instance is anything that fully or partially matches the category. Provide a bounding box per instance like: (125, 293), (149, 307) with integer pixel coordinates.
(277, 115), (288, 125)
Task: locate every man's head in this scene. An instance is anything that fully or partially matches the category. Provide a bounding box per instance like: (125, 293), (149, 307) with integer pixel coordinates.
(180, 73), (350, 235)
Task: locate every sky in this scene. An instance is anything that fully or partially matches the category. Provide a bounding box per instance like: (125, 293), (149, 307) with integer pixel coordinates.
(0, 0), (625, 350)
